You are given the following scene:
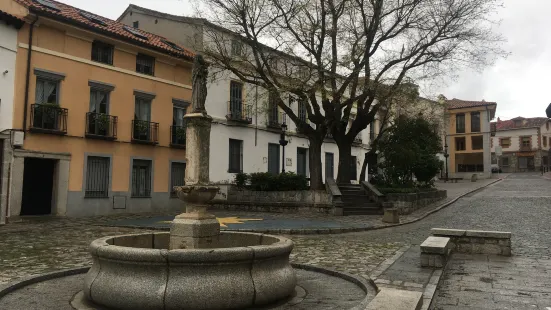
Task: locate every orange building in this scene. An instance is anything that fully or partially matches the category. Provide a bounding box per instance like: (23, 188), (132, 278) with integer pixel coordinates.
(1, 0), (194, 220)
(446, 98), (497, 179)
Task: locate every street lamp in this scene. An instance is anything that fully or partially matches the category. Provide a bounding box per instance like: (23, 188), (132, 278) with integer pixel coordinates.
(279, 122), (288, 173)
(443, 138), (449, 181)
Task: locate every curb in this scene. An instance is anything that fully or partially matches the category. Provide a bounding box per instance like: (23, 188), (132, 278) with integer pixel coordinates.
(106, 179), (504, 235)
(0, 267), (90, 299)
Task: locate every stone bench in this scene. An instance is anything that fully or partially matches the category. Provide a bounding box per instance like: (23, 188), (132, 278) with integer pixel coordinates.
(365, 287), (423, 310)
(431, 228), (511, 256)
(420, 236), (450, 268)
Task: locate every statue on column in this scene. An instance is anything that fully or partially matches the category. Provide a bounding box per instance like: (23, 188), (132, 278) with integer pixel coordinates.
(191, 55), (209, 113)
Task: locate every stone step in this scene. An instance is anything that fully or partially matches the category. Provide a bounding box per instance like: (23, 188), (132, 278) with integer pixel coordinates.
(341, 197), (373, 203)
(340, 189), (366, 194)
(340, 193), (369, 198)
(343, 203), (381, 209)
(338, 185), (362, 190)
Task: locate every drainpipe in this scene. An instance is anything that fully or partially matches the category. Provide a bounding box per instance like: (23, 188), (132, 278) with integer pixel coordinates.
(254, 80), (258, 146)
(22, 16), (39, 137)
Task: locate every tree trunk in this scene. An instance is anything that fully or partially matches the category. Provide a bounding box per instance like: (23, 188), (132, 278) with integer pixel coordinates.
(308, 137), (324, 190)
(360, 149), (378, 182)
(336, 139), (352, 184)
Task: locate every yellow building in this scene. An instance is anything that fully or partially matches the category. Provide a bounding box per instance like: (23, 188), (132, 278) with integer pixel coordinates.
(1, 0), (194, 220)
(445, 98), (497, 179)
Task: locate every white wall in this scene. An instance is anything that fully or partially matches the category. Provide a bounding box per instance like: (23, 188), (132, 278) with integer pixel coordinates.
(491, 128), (539, 153)
(209, 122), (366, 182)
(0, 22), (18, 132)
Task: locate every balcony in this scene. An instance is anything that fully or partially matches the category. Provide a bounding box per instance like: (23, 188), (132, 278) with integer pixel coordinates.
(170, 125), (186, 148)
(520, 145), (532, 152)
(226, 100), (252, 124)
(267, 112), (286, 129)
(85, 112), (117, 140)
(131, 119), (159, 145)
(30, 104), (68, 135)
(353, 135), (363, 144)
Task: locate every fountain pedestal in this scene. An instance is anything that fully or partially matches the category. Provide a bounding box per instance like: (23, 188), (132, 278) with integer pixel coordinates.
(169, 112), (220, 250)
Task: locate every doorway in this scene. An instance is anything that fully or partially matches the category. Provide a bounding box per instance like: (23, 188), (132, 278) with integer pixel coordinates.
(297, 148), (308, 176)
(325, 152), (334, 180)
(21, 158), (56, 215)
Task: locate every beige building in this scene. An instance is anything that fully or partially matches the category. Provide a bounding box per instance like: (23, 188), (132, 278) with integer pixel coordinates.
(491, 117), (551, 172)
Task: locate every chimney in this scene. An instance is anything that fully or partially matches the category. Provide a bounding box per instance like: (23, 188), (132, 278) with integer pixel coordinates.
(497, 117), (501, 123)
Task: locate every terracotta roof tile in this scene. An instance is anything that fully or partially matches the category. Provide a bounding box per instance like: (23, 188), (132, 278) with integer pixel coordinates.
(490, 117), (548, 131)
(16, 0), (194, 60)
(446, 98), (497, 109)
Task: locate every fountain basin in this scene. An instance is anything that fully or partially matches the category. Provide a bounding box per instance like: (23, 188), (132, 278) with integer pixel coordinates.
(84, 232), (296, 310)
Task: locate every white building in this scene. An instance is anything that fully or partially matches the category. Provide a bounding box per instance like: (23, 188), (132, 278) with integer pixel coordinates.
(0, 10), (23, 224)
(490, 117), (551, 172)
(118, 5), (372, 183)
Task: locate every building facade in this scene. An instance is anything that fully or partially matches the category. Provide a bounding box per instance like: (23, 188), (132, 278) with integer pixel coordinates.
(0, 10), (24, 224)
(490, 117), (551, 172)
(1, 0), (194, 221)
(446, 98), (496, 179)
(117, 5), (371, 184)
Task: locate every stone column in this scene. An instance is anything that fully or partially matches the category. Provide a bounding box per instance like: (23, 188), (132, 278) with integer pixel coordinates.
(183, 113), (212, 187)
(169, 112), (220, 250)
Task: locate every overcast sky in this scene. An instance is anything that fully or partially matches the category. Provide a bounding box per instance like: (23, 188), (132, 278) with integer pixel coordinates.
(56, 0), (551, 120)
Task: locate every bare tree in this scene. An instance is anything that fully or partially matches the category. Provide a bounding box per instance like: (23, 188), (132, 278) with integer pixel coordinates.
(193, 0), (506, 187)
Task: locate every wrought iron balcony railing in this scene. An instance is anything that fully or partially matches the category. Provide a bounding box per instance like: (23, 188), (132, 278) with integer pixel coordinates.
(131, 119), (159, 144)
(170, 125), (186, 148)
(226, 100), (253, 124)
(30, 104), (68, 135)
(267, 112), (287, 129)
(85, 112), (117, 140)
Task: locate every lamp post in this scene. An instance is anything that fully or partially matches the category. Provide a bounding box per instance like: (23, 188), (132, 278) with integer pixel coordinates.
(279, 122), (288, 173)
(443, 138), (449, 181)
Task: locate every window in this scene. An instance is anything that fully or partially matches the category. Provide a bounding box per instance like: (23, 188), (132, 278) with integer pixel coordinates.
(455, 137), (466, 151)
(133, 21), (139, 28)
(500, 137), (511, 148)
(85, 156), (110, 198)
(325, 153), (334, 179)
(268, 93), (279, 126)
(470, 112), (480, 132)
(90, 89), (109, 114)
(298, 99), (307, 122)
(268, 143), (280, 174)
(500, 157), (509, 167)
(547, 122), (550, 131)
(91, 41), (113, 65)
(231, 39), (242, 56)
(87, 88), (110, 136)
(456, 114), (465, 133)
(229, 139), (243, 173)
(134, 97), (152, 141)
(132, 159), (152, 197)
(136, 53), (155, 75)
(521, 137), (531, 148)
(297, 148), (307, 176)
(171, 100), (188, 145)
(135, 97), (151, 121)
(80, 12), (107, 26)
(229, 81), (243, 117)
(35, 78), (59, 105)
(170, 162), (186, 197)
(350, 156), (357, 181)
(471, 136), (483, 150)
(124, 25), (147, 40)
(544, 136), (548, 147)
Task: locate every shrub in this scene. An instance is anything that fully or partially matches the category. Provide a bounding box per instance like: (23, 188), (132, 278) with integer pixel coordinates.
(234, 172), (249, 188)
(241, 172), (308, 191)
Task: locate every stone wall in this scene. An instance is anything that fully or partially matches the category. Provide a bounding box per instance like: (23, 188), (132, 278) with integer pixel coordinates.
(384, 190), (447, 215)
(431, 228), (511, 256)
(209, 187), (333, 214)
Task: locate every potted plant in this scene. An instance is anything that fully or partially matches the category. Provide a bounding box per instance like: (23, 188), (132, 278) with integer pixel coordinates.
(175, 126), (187, 143)
(96, 113), (110, 133)
(34, 103), (59, 129)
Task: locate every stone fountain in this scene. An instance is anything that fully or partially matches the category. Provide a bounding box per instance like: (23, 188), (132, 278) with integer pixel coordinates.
(81, 55), (297, 310)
